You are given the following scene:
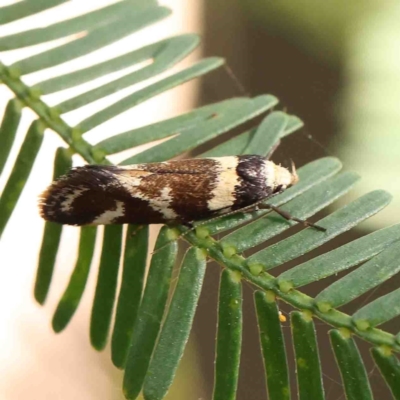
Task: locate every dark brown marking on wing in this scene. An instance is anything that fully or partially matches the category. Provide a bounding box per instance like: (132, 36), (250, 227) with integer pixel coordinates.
(40, 165), (166, 225)
(135, 158), (219, 221)
(112, 197), (167, 225)
(233, 155), (272, 209)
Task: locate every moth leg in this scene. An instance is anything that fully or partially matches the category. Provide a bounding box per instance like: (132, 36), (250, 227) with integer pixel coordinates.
(129, 224), (145, 237)
(161, 220), (195, 237)
(181, 220), (194, 229)
(258, 204), (326, 232)
(151, 221), (195, 255)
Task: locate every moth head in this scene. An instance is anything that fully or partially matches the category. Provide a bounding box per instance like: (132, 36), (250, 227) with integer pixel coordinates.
(268, 160), (299, 193)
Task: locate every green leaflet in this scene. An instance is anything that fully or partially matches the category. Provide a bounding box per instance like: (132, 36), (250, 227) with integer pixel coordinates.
(213, 270), (242, 400)
(79, 58), (224, 134)
(0, 98), (22, 176)
(291, 312), (324, 400)
(330, 330), (373, 400)
(90, 225), (123, 350)
(201, 114), (303, 158)
(372, 347), (400, 399)
(123, 227), (177, 399)
(243, 111), (288, 156)
(52, 226), (97, 332)
(121, 95), (276, 164)
(8, 4), (168, 69)
(255, 291), (290, 400)
(37, 35), (199, 95)
(98, 98), (258, 155)
(56, 34), (200, 113)
(111, 225), (149, 369)
(0, 120), (44, 237)
(35, 148), (72, 305)
(278, 223), (400, 288)
(143, 247), (206, 400)
(248, 190), (391, 267)
(316, 240), (400, 309)
(0, 0), (68, 25)
(1, 1), (145, 49)
(353, 287), (400, 329)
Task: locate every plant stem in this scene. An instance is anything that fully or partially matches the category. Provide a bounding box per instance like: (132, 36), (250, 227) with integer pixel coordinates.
(180, 229), (400, 354)
(0, 61), (107, 165)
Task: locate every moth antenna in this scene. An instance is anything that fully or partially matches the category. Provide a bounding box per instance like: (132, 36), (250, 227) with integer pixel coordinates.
(223, 63), (249, 96)
(290, 159), (299, 185)
(300, 129), (332, 156)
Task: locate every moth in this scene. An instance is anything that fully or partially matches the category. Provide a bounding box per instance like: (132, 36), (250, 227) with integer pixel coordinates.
(39, 155), (322, 230)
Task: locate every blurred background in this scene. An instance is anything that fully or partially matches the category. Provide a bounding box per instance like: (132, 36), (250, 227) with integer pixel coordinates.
(0, 0), (399, 399)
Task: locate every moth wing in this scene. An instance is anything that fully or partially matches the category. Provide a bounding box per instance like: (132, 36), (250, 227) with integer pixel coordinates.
(39, 158), (237, 226)
(134, 157), (242, 221)
(128, 158), (220, 222)
(39, 165), (165, 226)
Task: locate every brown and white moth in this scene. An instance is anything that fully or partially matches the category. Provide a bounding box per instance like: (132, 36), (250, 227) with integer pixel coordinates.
(39, 155), (321, 230)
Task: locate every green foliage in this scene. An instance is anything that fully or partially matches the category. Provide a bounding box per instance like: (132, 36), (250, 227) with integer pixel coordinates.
(52, 225), (97, 332)
(1, 1), (400, 399)
(330, 330), (373, 400)
(90, 224), (123, 350)
(142, 247), (207, 400)
(291, 311), (324, 400)
(255, 291), (290, 399)
(112, 225), (149, 369)
(123, 227), (178, 399)
(34, 147), (73, 304)
(213, 270), (242, 400)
